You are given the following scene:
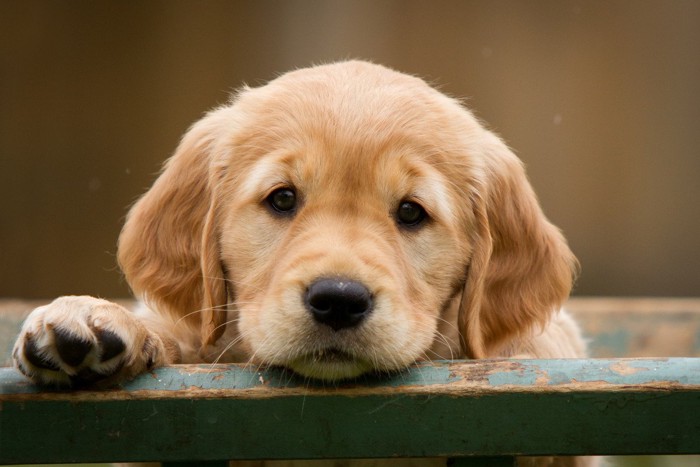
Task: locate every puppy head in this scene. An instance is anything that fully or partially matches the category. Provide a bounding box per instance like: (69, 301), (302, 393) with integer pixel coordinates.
(118, 61), (576, 378)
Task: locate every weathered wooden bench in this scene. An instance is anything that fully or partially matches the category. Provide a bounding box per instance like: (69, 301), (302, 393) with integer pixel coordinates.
(1, 298), (699, 466)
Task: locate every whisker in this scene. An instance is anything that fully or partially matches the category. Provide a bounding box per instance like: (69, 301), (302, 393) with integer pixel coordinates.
(174, 301), (235, 326)
(207, 326), (252, 367)
(241, 332), (278, 377)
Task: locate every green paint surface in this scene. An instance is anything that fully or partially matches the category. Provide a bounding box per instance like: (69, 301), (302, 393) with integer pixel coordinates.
(2, 359), (699, 464)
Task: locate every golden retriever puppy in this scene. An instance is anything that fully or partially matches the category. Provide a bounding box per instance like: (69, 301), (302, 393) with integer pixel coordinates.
(13, 61), (590, 466)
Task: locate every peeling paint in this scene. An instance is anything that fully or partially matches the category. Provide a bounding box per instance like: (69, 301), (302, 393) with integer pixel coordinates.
(534, 370), (550, 385)
(610, 361), (648, 375)
(2, 358), (699, 401)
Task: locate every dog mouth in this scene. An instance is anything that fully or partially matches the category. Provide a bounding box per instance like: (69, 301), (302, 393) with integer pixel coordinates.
(288, 347), (373, 381)
(311, 347), (355, 363)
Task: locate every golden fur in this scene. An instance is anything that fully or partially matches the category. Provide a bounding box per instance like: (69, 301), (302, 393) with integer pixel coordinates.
(14, 61), (591, 466)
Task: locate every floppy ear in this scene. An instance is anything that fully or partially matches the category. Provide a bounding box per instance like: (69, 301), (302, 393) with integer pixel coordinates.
(459, 133), (578, 358)
(118, 109), (230, 353)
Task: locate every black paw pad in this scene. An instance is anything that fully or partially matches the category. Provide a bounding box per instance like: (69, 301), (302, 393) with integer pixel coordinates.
(96, 329), (126, 362)
(23, 336), (61, 371)
(53, 327), (93, 367)
(70, 367), (107, 387)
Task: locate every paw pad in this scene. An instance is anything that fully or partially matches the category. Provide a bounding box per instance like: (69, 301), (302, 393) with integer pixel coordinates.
(54, 327), (93, 367)
(23, 336), (61, 371)
(14, 297), (166, 387)
(19, 325), (128, 385)
(95, 329), (127, 362)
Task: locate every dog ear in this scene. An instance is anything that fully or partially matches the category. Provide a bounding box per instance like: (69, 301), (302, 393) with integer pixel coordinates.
(458, 132), (578, 358)
(118, 108), (230, 354)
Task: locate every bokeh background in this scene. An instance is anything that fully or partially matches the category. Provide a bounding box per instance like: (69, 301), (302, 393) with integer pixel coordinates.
(2, 0), (699, 300)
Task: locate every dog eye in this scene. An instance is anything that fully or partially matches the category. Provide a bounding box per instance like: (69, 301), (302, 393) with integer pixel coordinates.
(396, 201), (427, 227)
(267, 187), (297, 214)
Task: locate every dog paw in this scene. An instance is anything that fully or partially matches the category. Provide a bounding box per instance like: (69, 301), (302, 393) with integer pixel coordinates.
(12, 296), (167, 387)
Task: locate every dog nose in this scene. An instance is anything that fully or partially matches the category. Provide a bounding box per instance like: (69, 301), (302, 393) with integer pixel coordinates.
(305, 278), (373, 331)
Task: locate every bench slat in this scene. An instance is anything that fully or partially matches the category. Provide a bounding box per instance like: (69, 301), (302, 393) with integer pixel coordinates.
(1, 358), (698, 464)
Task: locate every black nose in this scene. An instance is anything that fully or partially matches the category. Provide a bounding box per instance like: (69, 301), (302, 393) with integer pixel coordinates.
(305, 278), (373, 331)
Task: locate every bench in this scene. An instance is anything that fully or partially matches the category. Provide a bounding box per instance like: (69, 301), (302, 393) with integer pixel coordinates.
(2, 298), (699, 466)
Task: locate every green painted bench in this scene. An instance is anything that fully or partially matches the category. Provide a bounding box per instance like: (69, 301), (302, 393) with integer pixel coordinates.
(1, 298), (699, 466)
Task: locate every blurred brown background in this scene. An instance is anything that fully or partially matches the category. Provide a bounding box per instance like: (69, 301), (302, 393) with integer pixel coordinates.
(1, 0), (699, 299)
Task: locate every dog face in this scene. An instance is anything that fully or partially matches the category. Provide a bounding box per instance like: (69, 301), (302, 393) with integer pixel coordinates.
(118, 61), (576, 380)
